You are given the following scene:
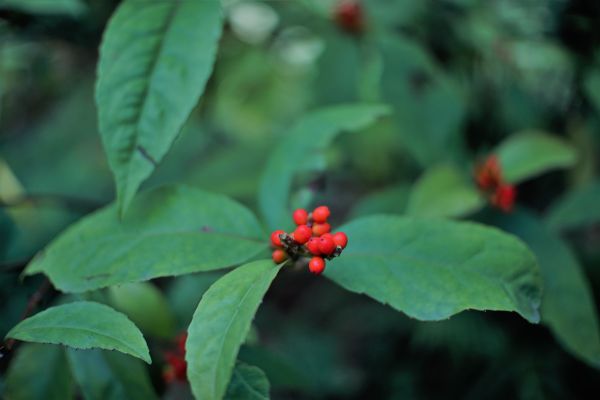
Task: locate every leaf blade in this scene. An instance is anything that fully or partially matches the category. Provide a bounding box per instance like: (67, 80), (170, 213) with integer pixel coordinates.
(6, 301), (151, 363)
(187, 260), (281, 400)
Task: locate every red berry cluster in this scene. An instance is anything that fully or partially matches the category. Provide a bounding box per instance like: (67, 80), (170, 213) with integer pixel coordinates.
(271, 206), (348, 275)
(334, 0), (364, 33)
(475, 155), (516, 212)
(163, 332), (187, 383)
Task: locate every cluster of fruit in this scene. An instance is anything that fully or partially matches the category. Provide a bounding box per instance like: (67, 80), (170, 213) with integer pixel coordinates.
(163, 332), (187, 383)
(475, 155), (517, 212)
(271, 206), (348, 275)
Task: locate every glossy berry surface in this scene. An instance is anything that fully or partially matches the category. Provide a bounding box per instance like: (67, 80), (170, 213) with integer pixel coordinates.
(272, 249), (288, 263)
(333, 232), (348, 248)
(318, 235), (336, 255)
(312, 206), (331, 223)
(293, 225), (312, 244)
(270, 230), (285, 247)
(309, 257), (326, 275)
(293, 208), (309, 225)
(306, 237), (322, 255)
(312, 222), (331, 237)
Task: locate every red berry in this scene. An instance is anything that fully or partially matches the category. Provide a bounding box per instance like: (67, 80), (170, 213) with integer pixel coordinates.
(176, 332), (187, 354)
(475, 155), (502, 191)
(312, 206), (330, 223)
(318, 235), (336, 255)
(272, 249), (288, 263)
(334, 0), (364, 33)
(293, 225), (312, 244)
(270, 230), (285, 247)
(332, 232), (348, 249)
(309, 257), (326, 275)
(306, 237), (322, 255)
(293, 208), (309, 225)
(491, 184), (516, 213)
(312, 222), (331, 236)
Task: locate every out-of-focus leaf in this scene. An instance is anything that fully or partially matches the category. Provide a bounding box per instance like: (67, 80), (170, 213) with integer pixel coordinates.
(6, 301), (151, 363)
(96, 0), (223, 215)
(495, 131), (577, 183)
(108, 282), (175, 339)
(406, 164), (484, 218)
(325, 215), (542, 322)
(259, 104), (390, 231)
(187, 260), (282, 400)
(0, 158), (24, 203)
(0, 0), (85, 16)
(348, 184), (410, 219)
(4, 344), (74, 400)
(166, 272), (224, 329)
(584, 68), (600, 115)
(25, 186), (266, 293)
(545, 182), (600, 232)
(66, 349), (158, 400)
(224, 363), (270, 400)
(492, 210), (600, 368)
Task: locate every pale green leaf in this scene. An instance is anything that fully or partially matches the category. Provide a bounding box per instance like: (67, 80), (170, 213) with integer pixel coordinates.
(325, 215), (542, 322)
(6, 301), (151, 364)
(4, 344), (74, 400)
(258, 104), (390, 231)
(496, 131), (577, 184)
(224, 363), (270, 400)
(406, 164), (484, 218)
(545, 182), (600, 232)
(187, 260), (282, 400)
(24, 185), (266, 293)
(108, 282), (175, 338)
(96, 0), (223, 214)
(66, 349), (158, 400)
(492, 210), (600, 368)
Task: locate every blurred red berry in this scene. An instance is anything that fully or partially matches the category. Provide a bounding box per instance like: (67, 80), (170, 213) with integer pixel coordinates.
(475, 155), (502, 190)
(270, 230), (285, 247)
(334, 0), (364, 33)
(293, 208), (309, 225)
(318, 235), (336, 255)
(312, 206), (331, 223)
(312, 222), (331, 236)
(491, 184), (516, 212)
(176, 332), (187, 354)
(293, 225), (312, 244)
(332, 232), (348, 248)
(306, 237), (322, 255)
(272, 249), (288, 263)
(309, 257), (326, 275)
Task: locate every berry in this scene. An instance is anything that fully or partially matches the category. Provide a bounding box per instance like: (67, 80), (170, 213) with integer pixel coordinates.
(306, 237), (322, 255)
(272, 249), (288, 263)
(318, 235), (336, 255)
(312, 206), (331, 223)
(293, 208), (309, 225)
(312, 222), (331, 236)
(332, 232), (348, 248)
(475, 155), (502, 191)
(334, 0), (364, 33)
(491, 184), (516, 213)
(270, 230), (285, 247)
(309, 257), (326, 275)
(293, 225), (312, 244)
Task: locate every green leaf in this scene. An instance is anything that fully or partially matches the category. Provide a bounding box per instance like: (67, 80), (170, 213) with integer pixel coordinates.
(187, 260), (282, 400)
(406, 164), (484, 218)
(325, 215), (542, 322)
(224, 363), (270, 400)
(96, 0), (223, 215)
(258, 104), (390, 231)
(491, 210), (600, 368)
(108, 282), (175, 338)
(6, 301), (151, 364)
(0, 0), (85, 16)
(495, 131), (577, 184)
(66, 349), (158, 400)
(545, 182), (600, 232)
(348, 184), (410, 219)
(25, 185), (266, 292)
(4, 344), (74, 400)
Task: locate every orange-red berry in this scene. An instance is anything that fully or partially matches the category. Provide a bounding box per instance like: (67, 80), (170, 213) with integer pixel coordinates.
(272, 249), (288, 263)
(312, 206), (331, 223)
(306, 237), (322, 255)
(293, 208), (309, 225)
(293, 225), (312, 244)
(491, 184), (516, 213)
(475, 155), (502, 191)
(309, 257), (326, 275)
(332, 232), (348, 249)
(318, 234), (336, 255)
(270, 230), (285, 247)
(312, 222), (331, 236)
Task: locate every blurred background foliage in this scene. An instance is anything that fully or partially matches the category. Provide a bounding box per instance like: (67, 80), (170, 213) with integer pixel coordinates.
(1, 0), (600, 399)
